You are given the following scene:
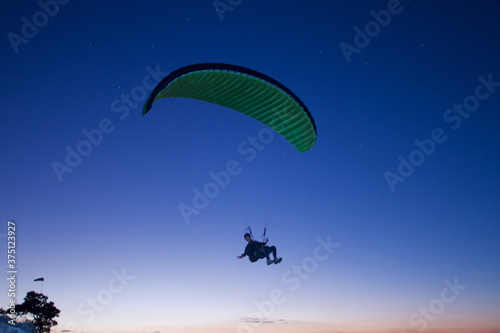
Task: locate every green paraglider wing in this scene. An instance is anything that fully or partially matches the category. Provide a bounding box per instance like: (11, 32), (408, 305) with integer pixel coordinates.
(142, 63), (317, 153)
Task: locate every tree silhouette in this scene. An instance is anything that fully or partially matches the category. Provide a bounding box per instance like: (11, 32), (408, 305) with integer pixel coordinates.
(1, 291), (60, 333)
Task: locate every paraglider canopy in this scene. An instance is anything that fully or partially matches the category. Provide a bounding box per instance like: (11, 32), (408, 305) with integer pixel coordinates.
(142, 63), (317, 153)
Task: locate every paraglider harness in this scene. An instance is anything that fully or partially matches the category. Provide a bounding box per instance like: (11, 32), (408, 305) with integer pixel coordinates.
(245, 226), (268, 262)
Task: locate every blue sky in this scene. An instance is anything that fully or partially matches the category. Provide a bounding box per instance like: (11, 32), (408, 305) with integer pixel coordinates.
(1, 1), (500, 332)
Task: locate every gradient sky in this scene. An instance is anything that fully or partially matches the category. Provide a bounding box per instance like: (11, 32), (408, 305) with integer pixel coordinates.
(1, 1), (500, 333)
